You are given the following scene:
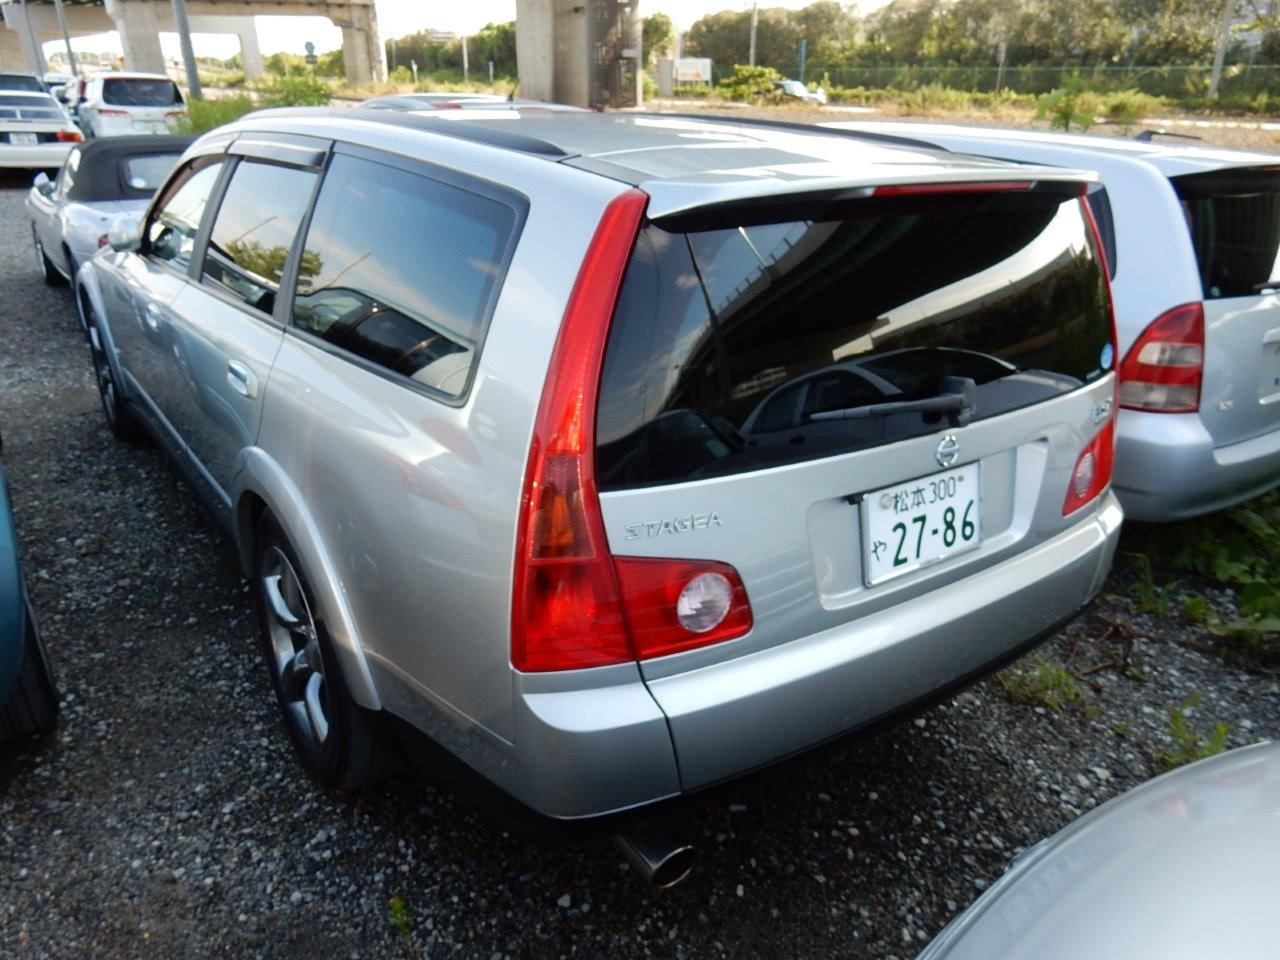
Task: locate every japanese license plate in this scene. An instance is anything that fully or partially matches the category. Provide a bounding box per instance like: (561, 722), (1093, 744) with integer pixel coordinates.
(861, 463), (981, 586)
(9, 132), (37, 145)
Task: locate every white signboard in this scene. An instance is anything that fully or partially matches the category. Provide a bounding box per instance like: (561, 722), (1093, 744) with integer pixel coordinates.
(675, 58), (713, 83)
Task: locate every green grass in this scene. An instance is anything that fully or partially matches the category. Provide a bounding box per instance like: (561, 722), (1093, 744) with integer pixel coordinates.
(999, 655), (1086, 711)
(1160, 694), (1229, 770)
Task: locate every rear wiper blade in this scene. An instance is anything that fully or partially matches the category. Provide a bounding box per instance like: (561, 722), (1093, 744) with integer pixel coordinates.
(1254, 280), (1280, 293)
(808, 376), (976, 428)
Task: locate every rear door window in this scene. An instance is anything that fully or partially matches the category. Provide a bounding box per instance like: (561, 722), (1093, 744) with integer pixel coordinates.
(289, 151), (520, 399)
(597, 191), (1112, 490)
(103, 78), (182, 107)
(1173, 167), (1280, 299)
(201, 160), (317, 316)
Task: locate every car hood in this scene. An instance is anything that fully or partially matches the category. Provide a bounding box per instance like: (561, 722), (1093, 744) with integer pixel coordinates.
(919, 741), (1280, 960)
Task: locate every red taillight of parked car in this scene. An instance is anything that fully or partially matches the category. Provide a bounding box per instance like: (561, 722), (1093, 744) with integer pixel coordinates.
(97, 109), (130, 117)
(1118, 302), (1205, 413)
(55, 130), (83, 142)
(1062, 419), (1116, 516)
(510, 188), (753, 671)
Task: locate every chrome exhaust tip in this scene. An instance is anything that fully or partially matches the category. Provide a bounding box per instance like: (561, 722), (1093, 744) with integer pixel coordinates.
(614, 827), (696, 888)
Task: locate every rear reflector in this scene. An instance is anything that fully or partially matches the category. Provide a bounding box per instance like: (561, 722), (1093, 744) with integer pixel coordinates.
(511, 189), (648, 672)
(614, 558), (752, 661)
(1062, 420), (1116, 515)
(1118, 302), (1204, 413)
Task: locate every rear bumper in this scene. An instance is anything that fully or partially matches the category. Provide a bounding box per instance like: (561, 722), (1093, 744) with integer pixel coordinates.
(1113, 410), (1280, 521)
(0, 143), (71, 169)
(506, 493), (1121, 819)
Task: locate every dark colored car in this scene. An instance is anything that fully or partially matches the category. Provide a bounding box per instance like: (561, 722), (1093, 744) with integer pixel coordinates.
(0, 429), (57, 741)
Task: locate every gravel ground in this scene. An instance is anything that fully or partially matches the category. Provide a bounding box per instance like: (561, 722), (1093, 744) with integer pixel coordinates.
(0, 174), (1277, 960)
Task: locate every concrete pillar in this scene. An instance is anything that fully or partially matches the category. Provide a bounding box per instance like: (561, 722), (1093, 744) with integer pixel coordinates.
(515, 0), (555, 102)
(238, 20), (262, 80)
(104, 0), (166, 74)
(188, 15), (263, 80)
(332, 4), (384, 86)
(0, 3), (48, 74)
(0, 26), (27, 73)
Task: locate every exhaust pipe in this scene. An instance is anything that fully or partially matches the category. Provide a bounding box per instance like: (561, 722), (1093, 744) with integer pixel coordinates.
(614, 826), (696, 888)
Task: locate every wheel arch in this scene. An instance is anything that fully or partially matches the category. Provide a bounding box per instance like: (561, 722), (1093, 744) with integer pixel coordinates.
(234, 450), (382, 711)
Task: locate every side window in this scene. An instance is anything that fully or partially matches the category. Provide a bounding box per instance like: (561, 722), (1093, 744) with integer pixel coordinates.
(146, 160), (223, 271)
(291, 152), (518, 398)
(201, 160), (317, 316)
(56, 147), (79, 199)
(1085, 188), (1118, 280)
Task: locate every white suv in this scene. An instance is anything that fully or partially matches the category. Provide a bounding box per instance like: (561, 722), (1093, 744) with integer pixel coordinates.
(72, 72), (186, 138)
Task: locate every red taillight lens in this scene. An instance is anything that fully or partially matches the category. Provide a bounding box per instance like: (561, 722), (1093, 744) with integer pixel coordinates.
(55, 130), (83, 142)
(511, 189), (648, 672)
(97, 108), (130, 117)
(1118, 302), (1204, 413)
(614, 558), (753, 660)
(872, 180), (1034, 197)
(1063, 420), (1116, 515)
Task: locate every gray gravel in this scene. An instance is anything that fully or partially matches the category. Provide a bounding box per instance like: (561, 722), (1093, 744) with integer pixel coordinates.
(0, 176), (1276, 959)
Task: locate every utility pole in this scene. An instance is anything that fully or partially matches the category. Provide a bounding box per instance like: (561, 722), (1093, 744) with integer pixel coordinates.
(51, 0), (78, 76)
(170, 0), (203, 100)
(1208, 0), (1234, 97)
(461, 35), (469, 81)
(748, 2), (758, 67)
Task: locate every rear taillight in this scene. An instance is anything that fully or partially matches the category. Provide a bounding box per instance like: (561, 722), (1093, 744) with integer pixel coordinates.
(98, 108), (130, 117)
(1118, 303), (1204, 413)
(55, 130), (83, 142)
(1063, 419), (1116, 515)
(614, 558), (752, 660)
(511, 189), (754, 671)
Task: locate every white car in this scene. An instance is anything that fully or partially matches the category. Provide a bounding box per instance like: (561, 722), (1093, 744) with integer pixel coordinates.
(26, 134), (191, 286)
(72, 72), (186, 138)
(825, 121), (1280, 522)
(0, 91), (82, 169)
(775, 78), (827, 105)
(0, 71), (46, 93)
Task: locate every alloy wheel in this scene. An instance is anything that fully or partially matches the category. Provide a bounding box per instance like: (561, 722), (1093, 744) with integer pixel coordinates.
(260, 546), (330, 750)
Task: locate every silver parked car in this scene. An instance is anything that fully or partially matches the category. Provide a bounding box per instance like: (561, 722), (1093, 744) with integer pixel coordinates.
(75, 110), (1122, 833)
(918, 741), (1280, 960)
(827, 122), (1280, 521)
(26, 134), (192, 286)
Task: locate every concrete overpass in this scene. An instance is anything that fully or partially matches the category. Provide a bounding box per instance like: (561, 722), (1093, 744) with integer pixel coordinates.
(516, 0), (641, 110)
(0, 0), (385, 85)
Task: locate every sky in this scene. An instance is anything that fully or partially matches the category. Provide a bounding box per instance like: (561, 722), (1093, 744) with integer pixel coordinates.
(48, 0), (885, 61)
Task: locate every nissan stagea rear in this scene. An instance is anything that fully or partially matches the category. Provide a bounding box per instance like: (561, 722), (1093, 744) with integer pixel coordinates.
(510, 178), (1122, 818)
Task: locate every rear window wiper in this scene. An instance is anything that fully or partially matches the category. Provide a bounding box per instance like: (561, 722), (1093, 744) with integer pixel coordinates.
(808, 375), (976, 428)
(1253, 280), (1280, 293)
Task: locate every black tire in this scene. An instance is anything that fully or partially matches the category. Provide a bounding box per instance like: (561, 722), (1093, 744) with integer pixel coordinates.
(251, 510), (399, 792)
(32, 225), (62, 287)
(0, 597), (59, 741)
(84, 301), (146, 443)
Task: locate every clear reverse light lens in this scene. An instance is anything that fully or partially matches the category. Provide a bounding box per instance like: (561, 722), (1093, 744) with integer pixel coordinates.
(676, 573), (732, 633)
(1072, 450), (1096, 499)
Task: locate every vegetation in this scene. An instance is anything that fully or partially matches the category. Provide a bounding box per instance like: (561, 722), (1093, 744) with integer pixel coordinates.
(718, 64), (786, 101)
(999, 655), (1087, 711)
(177, 96), (257, 135)
(384, 22), (516, 80)
(1160, 694), (1229, 770)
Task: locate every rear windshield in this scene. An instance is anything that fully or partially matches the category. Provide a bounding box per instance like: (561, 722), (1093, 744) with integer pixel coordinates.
(0, 74), (44, 93)
(1174, 167), (1280, 300)
(0, 93), (61, 121)
(596, 191), (1112, 490)
(103, 78), (182, 107)
(121, 153), (181, 192)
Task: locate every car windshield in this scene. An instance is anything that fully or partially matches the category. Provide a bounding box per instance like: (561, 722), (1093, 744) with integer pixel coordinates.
(1173, 166), (1280, 300)
(0, 73), (44, 93)
(121, 153), (182, 192)
(102, 78), (182, 107)
(0, 94), (63, 121)
(597, 189), (1112, 489)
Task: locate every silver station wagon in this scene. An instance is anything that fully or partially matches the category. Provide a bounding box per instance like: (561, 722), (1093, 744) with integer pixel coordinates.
(75, 110), (1122, 851)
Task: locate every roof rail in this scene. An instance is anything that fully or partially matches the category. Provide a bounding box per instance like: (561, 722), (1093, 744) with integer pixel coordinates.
(645, 112), (951, 153)
(246, 106), (572, 160)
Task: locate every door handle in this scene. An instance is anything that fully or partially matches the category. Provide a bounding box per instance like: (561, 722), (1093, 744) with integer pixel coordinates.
(226, 360), (258, 399)
(143, 303), (162, 332)
(1263, 327), (1280, 346)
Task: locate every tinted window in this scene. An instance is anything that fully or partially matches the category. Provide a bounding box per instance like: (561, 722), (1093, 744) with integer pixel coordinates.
(147, 161), (222, 271)
(121, 153), (182, 192)
(291, 153), (517, 398)
(202, 160), (316, 315)
(1085, 187), (1117, 280)
(597, 193), (1112, 490)
(103, 78), (182, 107)
(1174, 167), (1280, 300)
(0, 74), (44, 93)
(0, 93), (61, 120)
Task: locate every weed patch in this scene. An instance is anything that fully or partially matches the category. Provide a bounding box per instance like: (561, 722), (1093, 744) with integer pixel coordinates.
(1160, 694), (1229, 770)
(999, 655), (1087, 711)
